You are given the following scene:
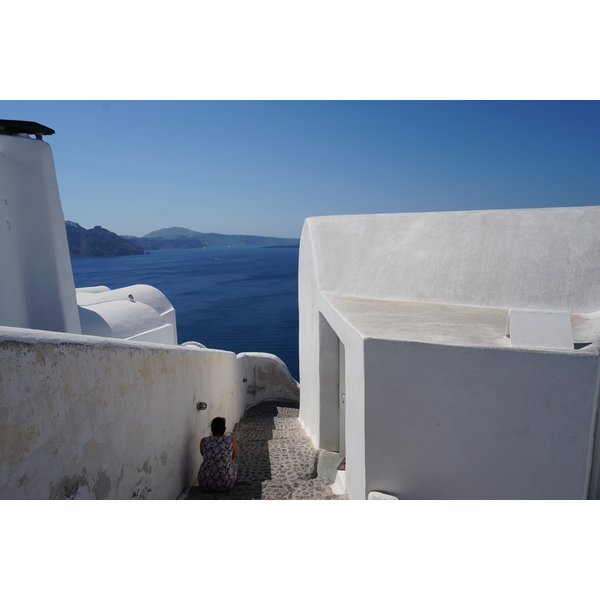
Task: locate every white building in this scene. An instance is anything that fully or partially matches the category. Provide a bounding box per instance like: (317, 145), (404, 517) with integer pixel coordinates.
(4, 119), (600, 500)
(299, 209), (600, 499)
(0, 121), (298, 499)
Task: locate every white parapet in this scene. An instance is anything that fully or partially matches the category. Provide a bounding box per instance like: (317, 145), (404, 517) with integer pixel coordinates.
(0, 326), (246, 499)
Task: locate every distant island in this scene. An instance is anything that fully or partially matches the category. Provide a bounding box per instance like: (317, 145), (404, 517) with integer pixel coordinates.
(66, 222), (299, 257)
(124, 227), (299, 251)
(66, 222), (144, 257)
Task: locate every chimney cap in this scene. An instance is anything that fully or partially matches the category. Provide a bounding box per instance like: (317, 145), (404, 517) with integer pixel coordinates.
(0, 120), (55, 137)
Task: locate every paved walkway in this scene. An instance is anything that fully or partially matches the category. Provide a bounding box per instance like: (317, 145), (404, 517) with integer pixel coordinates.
(178, 399), (348, 500)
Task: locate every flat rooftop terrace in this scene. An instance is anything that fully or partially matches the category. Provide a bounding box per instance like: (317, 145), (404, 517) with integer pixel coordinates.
(321, 292), (600, 352)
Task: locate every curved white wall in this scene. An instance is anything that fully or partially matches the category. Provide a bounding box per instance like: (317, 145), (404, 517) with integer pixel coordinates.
(0, 134), (80, 333)
(237, 352), (300, 407)
(77, 284), (177, 345)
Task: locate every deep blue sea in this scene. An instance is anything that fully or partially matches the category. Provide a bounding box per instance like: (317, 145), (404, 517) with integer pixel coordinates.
(70, 246), (300, 381)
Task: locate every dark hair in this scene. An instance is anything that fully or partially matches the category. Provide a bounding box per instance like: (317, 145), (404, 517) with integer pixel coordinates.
(210, 417), (226, 436)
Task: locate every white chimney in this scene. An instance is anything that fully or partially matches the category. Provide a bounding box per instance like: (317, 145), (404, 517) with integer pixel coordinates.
(0, 120), (81, 334)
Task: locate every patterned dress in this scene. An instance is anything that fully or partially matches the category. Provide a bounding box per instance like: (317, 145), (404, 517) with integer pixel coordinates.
(198, 434), (238, 492)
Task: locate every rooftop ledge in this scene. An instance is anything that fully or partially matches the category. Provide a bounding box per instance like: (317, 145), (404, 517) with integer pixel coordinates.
(319, 292), (600, 352)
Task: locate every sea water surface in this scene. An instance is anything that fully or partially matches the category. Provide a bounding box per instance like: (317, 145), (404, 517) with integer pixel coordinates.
(70, 246), (300, 381)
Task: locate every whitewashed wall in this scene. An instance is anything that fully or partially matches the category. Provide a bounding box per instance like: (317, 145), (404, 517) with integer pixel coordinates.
(77, 284), (178, 345)
(237, 352), (300, 407)
(0, 326), (245, 499)
(304, 208), (600, 312)
(299, 208), (600, 499)
(364, 339), (600, 499)
(298, 221), (324, 446)
(0, 134), (80, 334)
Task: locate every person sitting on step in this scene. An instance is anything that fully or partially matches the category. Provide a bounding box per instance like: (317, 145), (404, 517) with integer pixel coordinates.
(198, 417), (238, 492)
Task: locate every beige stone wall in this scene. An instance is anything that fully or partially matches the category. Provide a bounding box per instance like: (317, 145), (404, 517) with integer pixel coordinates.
(0, 327), (245, 499)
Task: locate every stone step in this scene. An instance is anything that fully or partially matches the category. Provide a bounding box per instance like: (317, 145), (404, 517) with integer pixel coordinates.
(242, 413), (298, 422)
(183, 481), (262, 500)
(234, 433), (312, 446)
(261, 478), (349, 500)
(233, 428), (309, 442)
(233, 419), (303, 431)
(242, 410), (300, 420)
(245, 401), (299, 414)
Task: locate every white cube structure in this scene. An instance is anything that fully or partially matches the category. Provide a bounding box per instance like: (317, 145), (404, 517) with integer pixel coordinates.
(298, 207), (600, 499)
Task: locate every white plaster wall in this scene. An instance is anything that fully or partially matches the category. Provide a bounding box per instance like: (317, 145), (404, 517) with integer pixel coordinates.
(0, 156), (28, 327)
(237, 352), (300, 407)
(298, 207), (600, 499)
(304, 207), (600, 313)
(363, 339), (600, 499)
(0, 135), (80, 334)
(75, 286), (111, 294)
(298, 221), (323, 446)
(299, 218), (367, 499)
(77, 284), (177, 345)
(317, 294), (367, 499)
(0, 326), (245, 499)
(77, 284), (174, 317)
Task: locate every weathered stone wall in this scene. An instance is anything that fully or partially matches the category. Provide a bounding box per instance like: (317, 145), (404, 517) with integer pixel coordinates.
(0, 326), (245, 499)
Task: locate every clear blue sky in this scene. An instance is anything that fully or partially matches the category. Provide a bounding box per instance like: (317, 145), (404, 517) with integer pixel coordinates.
(1, 100), (598, 239)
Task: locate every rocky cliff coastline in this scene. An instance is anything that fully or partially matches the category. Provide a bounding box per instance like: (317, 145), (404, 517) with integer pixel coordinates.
(66, 222), (300, 257)
(66, 222), (144, 257)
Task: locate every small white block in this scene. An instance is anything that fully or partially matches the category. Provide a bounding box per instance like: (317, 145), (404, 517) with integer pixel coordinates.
(331, 470), (346, 495)
(508, 309), (573, 350)
(367, 491), (399, 500)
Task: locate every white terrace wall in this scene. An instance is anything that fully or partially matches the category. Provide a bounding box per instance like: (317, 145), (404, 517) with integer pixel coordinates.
(304, 207), (600, 312)
(0, 326), (245, 500)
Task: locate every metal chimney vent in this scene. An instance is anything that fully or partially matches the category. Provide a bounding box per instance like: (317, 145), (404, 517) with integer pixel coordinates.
(0, 119), (55, 139)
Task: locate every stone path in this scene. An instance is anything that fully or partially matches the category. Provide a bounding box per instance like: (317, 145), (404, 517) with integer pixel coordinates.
(178, 399), (348, 500)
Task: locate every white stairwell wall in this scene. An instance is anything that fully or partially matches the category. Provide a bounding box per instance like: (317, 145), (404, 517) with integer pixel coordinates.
(0, 327), (245, 499)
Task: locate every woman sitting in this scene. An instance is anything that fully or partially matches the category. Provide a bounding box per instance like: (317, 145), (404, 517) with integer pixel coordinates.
(198, 417), (238, 492)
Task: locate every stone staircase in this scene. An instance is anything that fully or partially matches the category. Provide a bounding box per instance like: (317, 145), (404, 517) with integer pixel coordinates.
(179, 399), (348, 500)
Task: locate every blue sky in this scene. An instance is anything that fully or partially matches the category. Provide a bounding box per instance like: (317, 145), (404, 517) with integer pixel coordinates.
(1, 100), (598, 239)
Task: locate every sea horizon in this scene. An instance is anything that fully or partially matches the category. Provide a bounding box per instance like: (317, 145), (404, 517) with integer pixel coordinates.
(71, 245), (300, 381)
